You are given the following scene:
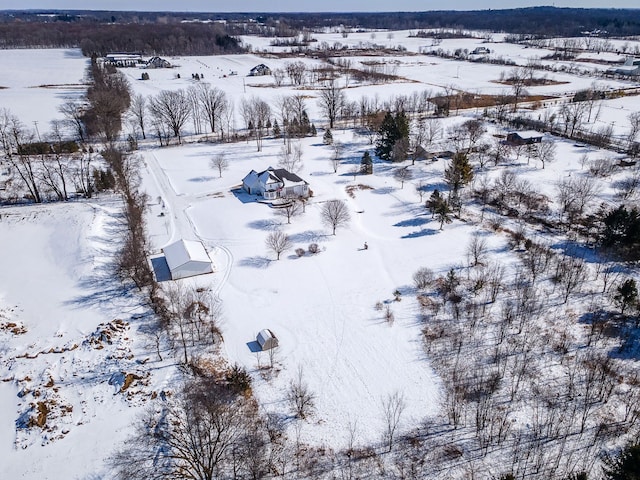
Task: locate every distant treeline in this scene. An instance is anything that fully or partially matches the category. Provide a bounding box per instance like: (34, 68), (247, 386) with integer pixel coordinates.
(1, 7), (640, 54)
(0, 16), (243, 56)
(238, 7), (640, 37)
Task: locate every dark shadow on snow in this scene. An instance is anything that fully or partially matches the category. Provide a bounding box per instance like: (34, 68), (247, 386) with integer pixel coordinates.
(238, 256), (271, 269)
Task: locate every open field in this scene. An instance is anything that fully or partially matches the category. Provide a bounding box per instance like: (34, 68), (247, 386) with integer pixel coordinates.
(1, 27), (640, 478)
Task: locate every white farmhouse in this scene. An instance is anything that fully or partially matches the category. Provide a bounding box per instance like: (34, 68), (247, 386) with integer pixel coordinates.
(242, 167), (309, 200)
(162, 239), (213, 280)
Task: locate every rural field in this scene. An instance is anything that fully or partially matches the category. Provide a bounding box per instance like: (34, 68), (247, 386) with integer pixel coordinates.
(1, 24), (640, 479)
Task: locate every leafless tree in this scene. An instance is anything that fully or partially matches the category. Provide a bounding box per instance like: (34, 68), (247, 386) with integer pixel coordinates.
(330, 141), (343, 173)
(321, 199), (351, 235)
(196, 83), (228, 136)
(413, 267), (434, 290)
(627, 111), (640, 150)
(148, 89), (192, 143)
(0, 110), (42, 202)
(241, 96), (271, 152)
(265, 229), (292, 260)
(556, 175), (600, 222)
(287, 366), (315, 419)
(277, 142), (303, 173)
(210, 152), (228, 178)
(276, 200), (301, 224)
(186, 85), (204, 135)
(285, 61), (307, 86)
(467, 234), (488, 267)
(533, 141), (556, 169)
(507, 67), (528, 112)
(560, 101), (588, 137)
(381, 391), (406, 451)
(110, 378), (265, 480)
(318, 80), (345, 129)
(393, 166), (413, 189)
(58, 100), (86, 143)
(128, 94), (147, 140)
(491, 138), (510, 166)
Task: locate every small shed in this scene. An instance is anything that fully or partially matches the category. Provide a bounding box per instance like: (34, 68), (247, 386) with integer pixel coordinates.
(162, 239), (213, 280)
(257, 329), (279, 350)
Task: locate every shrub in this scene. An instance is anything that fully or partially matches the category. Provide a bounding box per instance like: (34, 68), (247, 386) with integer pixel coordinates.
(295, 248), (305, 257)
(308, 243), (319, 254)
(226, 364), (252, 395)
(413, 267), (434, 290)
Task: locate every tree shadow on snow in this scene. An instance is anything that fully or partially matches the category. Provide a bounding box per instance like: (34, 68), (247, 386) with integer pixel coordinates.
(402, 228), (440, 239)
(238, 256), (271, 269)
(247, 218), (278, 231)
(188, 175), (215, 183)
(394, 217), (431, 228)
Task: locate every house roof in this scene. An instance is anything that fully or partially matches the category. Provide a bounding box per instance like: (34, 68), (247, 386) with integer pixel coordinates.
(243, 167), (307, 190)
(510, 130), (543, 139)
(162, 239), (211, 271)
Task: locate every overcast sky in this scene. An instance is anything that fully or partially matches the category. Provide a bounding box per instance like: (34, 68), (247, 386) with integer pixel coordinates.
(0, 1), (638, 12)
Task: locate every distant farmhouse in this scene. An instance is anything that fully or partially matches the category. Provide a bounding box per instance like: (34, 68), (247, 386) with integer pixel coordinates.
(102, 53), (143, 67)
(607, 57), (640, 76)
(145, 56), (172, 69)
(242, 167), (309, 200)
(249, 63), (271, 76)
(471, 46), (491, 55)
(506, 131), (544, 145)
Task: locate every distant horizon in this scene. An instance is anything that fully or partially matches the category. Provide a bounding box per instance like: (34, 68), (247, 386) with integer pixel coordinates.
(0, 1), (639, 13)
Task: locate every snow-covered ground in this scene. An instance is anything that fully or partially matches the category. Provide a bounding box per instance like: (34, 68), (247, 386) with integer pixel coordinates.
(1, 30), (640, 477)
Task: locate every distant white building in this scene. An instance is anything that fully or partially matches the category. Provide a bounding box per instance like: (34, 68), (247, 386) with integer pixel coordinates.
(607, 57), (640, 76)
(162, 239), (213, 280)
(242, 167), (309, 200)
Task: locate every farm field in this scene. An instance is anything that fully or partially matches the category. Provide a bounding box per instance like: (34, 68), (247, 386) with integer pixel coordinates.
(1, 27), (640, 479)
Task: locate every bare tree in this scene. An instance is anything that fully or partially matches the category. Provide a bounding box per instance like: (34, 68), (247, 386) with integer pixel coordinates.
(330, 141), (342, 173)
(467, 234), (488, 267)
(277, 142), (303, 173)
(110, 378), (265, 480)
(287, 366), (315, 419)
(210, 152), (228, 178)
(393, 166), (413, 189)
(58, 100), (86, 143)
(276, 200), (301, 224)
(196, 83), (228, 136)
(381, 391), (406, 451)
(318, 80), (345, 129)
(556, 175), (600, 222)
(0, 110), (42, 203)
(148, 89), (192, 144)
(321, 199), (351, 235)
(265, 229), (292, 260)
(507, 67), (528, 112)
(128, 94), (147, 140)
(627, 111), (640, 150)
(534, 141), (556, 169)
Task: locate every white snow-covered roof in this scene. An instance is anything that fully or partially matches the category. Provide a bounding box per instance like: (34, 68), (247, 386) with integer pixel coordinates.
(162, 239), (211, 271)
(511, 130), (543, 139)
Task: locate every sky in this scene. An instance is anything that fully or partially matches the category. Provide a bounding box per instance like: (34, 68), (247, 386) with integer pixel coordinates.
(0, 1), (638, 12)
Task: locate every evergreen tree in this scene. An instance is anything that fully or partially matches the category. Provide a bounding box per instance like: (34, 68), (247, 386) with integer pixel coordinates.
(323, 128), (333, 145)
(444, 152), (474, 192)
(614, 278), (638, 315)
(375, 111), (410, 161)
(361, 151), (373, 174)
(272, 119), (281, 137)
(603, 443), (640, 480)
(311, 123), (317, 136)
(426, 189), (443, 217)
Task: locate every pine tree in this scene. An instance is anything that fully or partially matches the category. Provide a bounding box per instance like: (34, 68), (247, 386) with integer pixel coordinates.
(323, 128), (333, 145)
(375, 111), (410, 161)
(444, 152), (474, 192)
(361, 151), (373, 174)
(311, 123), (317, 136)
(272, 119), (281, 137)
(426, 189), (443, 217)
(603, 443), (640, 480)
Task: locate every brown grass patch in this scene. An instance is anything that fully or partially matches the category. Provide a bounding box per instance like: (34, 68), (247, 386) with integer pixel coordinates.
(0, 322), (27, 335)
(120, 373), (141, 392)
(346, 184), (373, 198)
(494, 78), (568, 87)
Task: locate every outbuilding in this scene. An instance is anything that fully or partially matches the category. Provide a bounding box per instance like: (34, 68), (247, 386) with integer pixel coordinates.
(162, 239), (213, 280)
(506, 131), (544, 145)
(257, 329), (279, 350)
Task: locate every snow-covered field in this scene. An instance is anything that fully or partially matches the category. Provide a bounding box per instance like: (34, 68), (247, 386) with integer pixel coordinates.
(1, 29), (640, 478)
